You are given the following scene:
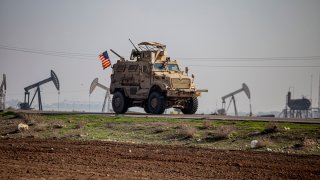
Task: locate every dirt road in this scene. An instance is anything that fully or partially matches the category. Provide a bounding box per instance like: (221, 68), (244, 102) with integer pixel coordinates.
(0, 139), (319, 179)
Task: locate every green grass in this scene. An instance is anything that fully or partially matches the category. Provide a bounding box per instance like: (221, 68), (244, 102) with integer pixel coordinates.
(2, 112), (320, 155)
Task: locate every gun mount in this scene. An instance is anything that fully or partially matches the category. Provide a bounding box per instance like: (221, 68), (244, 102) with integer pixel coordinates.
(110, 49), (125, 61)
(20, 70), (60, 110)
(89, 78), (112, 113)
(0, 74), (6, 111)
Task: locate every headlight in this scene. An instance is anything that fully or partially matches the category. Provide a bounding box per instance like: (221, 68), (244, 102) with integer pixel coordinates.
(163, 83), (170, 89)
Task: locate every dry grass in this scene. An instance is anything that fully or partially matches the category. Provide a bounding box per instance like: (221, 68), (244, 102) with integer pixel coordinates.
(261, 125), (278, 134)
(105, 123), (115, 129)
(75, 121), (86, 129)
(172, 124), (196, 140)
(50, 120), (65, 129)
(205, 125), (235, 142)
(21, 114), (44, 126)
(198, 121), (213, 130)
(302, 138), (317, 148)
(255, 140), (267, 148)
(34, 122), (49, 132)
(62, 129), (86, 139)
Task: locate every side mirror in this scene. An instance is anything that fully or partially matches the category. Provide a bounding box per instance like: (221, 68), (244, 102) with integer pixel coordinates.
(185, 67), (189, 76)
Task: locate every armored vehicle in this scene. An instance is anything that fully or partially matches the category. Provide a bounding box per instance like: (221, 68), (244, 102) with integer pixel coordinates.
(110, 41), (207, 114)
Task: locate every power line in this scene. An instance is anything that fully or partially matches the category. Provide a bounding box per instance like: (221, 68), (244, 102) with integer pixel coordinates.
(0, 45), (97, 60)
(176, 56), (320, 61)
(1, 44), (320, 68)
(187, 65), (320, 68)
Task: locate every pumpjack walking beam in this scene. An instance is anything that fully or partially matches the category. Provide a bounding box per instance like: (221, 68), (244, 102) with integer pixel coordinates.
(221, 83), (252, 116)
(20, 70), (60, 110)
(90, 78), (112, 112)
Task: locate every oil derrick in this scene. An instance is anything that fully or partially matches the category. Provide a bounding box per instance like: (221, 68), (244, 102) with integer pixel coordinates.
(218, 83), (252, 116)
(89, 78), (112, 113)
(20, 70), (60, 110)
(283, 91), (311, 118)
(0, 74), (6, 111)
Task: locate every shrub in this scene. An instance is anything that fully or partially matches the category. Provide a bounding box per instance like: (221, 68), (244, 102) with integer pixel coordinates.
(198, 121), (213, 130)
(172, 124), (196, 140)
(75, 121), (86, 129)
(261, 125), (278, 135)
(205, 125), (235, 142)
(34, 122), (48, 132)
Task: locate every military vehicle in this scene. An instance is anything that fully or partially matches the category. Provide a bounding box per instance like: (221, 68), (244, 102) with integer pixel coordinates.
(109, 40), (207, 114)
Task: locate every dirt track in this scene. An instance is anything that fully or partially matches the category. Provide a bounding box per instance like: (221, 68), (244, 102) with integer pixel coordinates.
(0, 139), (319, 179)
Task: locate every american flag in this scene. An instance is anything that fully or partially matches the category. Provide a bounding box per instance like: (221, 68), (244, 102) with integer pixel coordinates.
(99, 50), (111, 69)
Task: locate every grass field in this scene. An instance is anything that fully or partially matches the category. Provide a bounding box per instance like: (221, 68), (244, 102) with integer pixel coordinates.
(1, 111), (320, 155)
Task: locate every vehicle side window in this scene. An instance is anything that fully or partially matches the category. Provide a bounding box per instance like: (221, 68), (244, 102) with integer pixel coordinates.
(153, 63), (165, 71)
(168, 64), (180, 71)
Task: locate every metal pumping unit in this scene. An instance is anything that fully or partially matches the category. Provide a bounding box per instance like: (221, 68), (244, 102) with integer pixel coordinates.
(20, 70), (60, 110)
(89, 78), (112, 112)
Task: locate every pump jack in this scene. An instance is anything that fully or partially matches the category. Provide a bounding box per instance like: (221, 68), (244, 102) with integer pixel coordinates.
(0, 74), (6, 111)
(89, 78), (112, 112)
(20, 70), (60, 110)
(219, 83), (252, 116)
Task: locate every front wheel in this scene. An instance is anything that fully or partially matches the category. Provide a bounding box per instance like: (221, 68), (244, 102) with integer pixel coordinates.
(148, 91), (166, 114)
(112, 91), (128, 114)
(143, 104), (150, 114)
(181, 97), (198, 114)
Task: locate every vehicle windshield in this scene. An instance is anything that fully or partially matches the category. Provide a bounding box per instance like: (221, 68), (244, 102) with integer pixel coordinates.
(153, 63), (166, 71)
(167, 64), (180, 71)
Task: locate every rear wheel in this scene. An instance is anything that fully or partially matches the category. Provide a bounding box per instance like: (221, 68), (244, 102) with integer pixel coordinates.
(143, 105), (150, 114)
(148, 91), (166, 114)
(181, 97), (198, 114)
(112, 91), (128, 114)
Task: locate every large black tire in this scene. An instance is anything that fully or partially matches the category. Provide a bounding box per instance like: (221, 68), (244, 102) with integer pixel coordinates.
(181, 97), (198, 114)
(112, 91), (129, 114)
(148, 91), (166, 114)
(143, 104), (150, 114)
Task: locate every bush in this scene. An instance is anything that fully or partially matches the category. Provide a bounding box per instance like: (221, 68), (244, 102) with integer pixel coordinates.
(204, 125), (234, 142)
(171, 124), (196, 140)
(261, 125), (278, 135)
(75, 121), (86, 129)
(198, 121), (213, 130)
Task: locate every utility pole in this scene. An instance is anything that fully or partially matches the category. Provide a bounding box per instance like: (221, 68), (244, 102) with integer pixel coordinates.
(310, 74), (313, 107)
(318, 73), (320, 113)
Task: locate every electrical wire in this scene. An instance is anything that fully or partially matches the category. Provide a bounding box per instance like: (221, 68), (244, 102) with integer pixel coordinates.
(175, 56), (320, 61)
(1, 44), (320, 68)
(186, 65), (320, 68)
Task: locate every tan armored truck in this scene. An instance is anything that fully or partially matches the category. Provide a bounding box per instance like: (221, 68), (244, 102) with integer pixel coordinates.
(110, 41), (207, 114)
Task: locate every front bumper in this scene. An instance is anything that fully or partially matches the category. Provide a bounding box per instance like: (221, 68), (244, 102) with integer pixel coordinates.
(166, 89), (207, 97)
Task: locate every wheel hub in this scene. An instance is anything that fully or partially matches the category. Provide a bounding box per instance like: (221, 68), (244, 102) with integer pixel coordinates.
(150, 98), (158, 108)
(114, 97), (121, 107)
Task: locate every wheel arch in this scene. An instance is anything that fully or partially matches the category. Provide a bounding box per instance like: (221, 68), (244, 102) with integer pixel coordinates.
(148, 84), (165, 96)
(114, 88), (129, 97)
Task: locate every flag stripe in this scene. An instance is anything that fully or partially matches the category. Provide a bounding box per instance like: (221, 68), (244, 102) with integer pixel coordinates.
(98, 50), (112, 70)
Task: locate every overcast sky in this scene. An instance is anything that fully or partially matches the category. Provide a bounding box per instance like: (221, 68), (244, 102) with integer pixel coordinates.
(1, 0), (320, 114)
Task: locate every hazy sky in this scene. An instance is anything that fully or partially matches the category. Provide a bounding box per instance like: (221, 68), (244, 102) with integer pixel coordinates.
(1, 0), (320, 113)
